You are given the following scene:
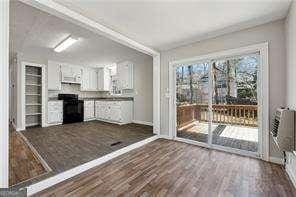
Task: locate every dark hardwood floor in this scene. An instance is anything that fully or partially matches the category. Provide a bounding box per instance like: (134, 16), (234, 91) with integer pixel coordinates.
(9, 131), (48, 186)
(36, 139), (295, 197)
(14, 121), (153, 188)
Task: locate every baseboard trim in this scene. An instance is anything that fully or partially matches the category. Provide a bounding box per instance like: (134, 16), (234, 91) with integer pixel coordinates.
(132, 120), (153, 126)
(269, 156), (283, 165)
(26, 135), (160, 196)
(158, 134), (173, 140)
(16, 127), (23, 132)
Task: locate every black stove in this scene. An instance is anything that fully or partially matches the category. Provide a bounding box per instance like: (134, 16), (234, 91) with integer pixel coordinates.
(58, 94), (84, 124)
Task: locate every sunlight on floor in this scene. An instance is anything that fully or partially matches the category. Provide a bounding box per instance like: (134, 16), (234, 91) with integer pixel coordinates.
(182, 121), (258, 142)
(220, 125), (258, 142)
(185, 122), (218, 134)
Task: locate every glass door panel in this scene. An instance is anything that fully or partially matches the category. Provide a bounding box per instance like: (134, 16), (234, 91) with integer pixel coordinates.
(211, 53), (259, 152)
(176, 62), (210, 143)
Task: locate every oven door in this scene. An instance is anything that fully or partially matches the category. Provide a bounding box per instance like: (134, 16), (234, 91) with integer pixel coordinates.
(63, 100), (84, 124)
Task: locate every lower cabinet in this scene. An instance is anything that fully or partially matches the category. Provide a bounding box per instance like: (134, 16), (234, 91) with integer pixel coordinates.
(84, 100), (95, 121)
(95, 101), (133, 124)
(48, 101), (63, 125)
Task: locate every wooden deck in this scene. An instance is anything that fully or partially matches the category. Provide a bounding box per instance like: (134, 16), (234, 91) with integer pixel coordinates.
(178, 122), (258, 152)
(177, 104), (258, 128)
(35, 139), (296, 197)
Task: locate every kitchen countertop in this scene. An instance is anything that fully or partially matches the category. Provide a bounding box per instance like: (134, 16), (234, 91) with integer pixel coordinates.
(80, 97), (133, 101)
(48, 97), (133, 101)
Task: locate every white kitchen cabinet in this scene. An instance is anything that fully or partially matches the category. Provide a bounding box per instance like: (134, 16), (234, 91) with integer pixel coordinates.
(95, 100), (133, 124)
(97, 68), (111, 91)
(84, 100), (95, 121)
(117, 61), (133, 90)
(81, 67), (98, 91)
(61, 64), (82, 84)
(47, 101), (63, 125)
(47, 61), (61, 90)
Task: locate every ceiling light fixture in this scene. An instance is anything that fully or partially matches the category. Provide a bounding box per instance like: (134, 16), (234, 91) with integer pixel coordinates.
(54, 36), (78, 53)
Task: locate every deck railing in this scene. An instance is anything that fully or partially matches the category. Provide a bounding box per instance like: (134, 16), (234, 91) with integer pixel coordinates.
(177, 104), (258, 128)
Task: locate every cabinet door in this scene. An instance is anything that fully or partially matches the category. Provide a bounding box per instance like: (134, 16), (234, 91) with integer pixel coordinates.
(48, 61), (61, 90)
(90, 69), (98, 90)
(56, 111), (63, 122)
(85, 107), (95, 120)
(95, 105), (100, 119)
(81, 68), (89, 91)
(48, 111), (62, 123)
(97, 68), (110, 91)
(109, 106), (122, 122)
(97, 69), (103, 91)
(48, 111), (55, 123)
(81, 67), (90, 91)
(104, 68), (111, 91)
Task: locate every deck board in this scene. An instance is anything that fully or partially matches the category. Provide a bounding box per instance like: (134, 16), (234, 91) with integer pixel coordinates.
(178, 122), (258, 152)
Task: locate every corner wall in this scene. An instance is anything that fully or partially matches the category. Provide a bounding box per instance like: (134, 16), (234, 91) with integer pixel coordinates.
(286, 0), (296, 109)
(160, 20), (287, 158)
(285, 0), (296, 188)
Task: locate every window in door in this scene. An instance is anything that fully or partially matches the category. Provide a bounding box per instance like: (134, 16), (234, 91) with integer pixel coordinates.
(175, 52), (259, 153)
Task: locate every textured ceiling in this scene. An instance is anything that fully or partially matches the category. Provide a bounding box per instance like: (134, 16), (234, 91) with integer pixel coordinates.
(9, 0), (150, 67)
(54, 0), (292, 50)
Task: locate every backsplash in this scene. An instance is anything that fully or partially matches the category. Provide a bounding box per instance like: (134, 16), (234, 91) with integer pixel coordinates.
(48, 83), (134, 98)
(48, 83), (105, 98)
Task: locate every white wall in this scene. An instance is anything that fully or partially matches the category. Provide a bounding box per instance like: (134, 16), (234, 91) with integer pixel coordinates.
(132, 55), (153, 124)
(286, 1), (296, 109)
(160, 20), (287, 158)
(285, 0), (296, 187)
(9, 53), (17, 126)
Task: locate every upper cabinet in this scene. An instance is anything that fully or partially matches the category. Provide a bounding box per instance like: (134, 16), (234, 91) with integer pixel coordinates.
(117, 61), (133, 90)
(97, 67), (111, 91)
(48, 61), (61, 91)
(81, 67), (98, 91)
(47, 60), (133, 92)
(61, 64), (82, 84)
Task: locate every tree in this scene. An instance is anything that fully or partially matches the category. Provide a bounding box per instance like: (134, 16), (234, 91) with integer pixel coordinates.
(226, 60), (231, 97)
(212, 62), (219, 104)
(188, 65), (194, 103)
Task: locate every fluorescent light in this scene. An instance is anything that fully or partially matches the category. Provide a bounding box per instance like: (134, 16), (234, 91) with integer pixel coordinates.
(54, 36), (78, 52)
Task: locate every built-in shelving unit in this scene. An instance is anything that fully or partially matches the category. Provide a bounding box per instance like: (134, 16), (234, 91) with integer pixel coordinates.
(25, 65), (42, 127)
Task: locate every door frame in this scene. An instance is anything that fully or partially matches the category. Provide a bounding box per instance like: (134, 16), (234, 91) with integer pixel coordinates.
(168, 42), (269, 161)
(21, 62), (46, 130)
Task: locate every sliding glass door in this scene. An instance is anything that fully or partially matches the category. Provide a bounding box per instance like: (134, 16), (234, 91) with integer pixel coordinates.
(175, 52), (259, 154)
(176, 63), (210, 144)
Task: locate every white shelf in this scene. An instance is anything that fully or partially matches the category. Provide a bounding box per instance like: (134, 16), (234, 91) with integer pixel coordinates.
(26, 103), (42, 106)
(26, 113), (42, 116)
(25, 65), (43, 128)
(26, 83), (41, 86)
(26, 74), (41, 77)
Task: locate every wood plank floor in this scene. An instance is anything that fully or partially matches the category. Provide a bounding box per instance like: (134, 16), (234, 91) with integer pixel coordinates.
(15, 121), (153, 188)
(9, 131), (48, 186)
(36, 139), (296, 197)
